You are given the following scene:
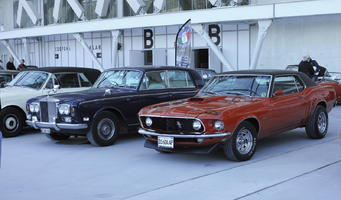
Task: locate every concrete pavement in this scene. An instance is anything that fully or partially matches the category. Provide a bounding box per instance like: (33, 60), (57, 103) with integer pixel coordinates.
(0, 107), (340, 200)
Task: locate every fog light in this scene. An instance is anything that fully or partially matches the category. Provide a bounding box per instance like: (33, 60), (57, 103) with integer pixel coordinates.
(32, 116), (38, 122)
(145, 117), (153, 127)
(64, 117), (72, 123)
(27, 114), (32, 120)
(83, 117), (90, 122)
(192, 120), (202, 131)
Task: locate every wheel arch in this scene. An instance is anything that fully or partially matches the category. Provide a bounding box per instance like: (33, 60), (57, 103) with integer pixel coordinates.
(93, 107), (127, 127)
(235, 117), (260, 137)
(1, 105), (27, 119)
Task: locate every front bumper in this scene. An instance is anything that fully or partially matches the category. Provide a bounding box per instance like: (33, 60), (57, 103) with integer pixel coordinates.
(138, 129), (231, 138)
(26, 120), (88, 131)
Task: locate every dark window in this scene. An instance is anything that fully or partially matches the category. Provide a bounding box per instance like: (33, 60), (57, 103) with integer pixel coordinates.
(55, 73), (80, 88)
(144, 50), (153, 66)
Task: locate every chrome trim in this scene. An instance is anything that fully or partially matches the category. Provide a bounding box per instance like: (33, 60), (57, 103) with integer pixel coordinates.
(138, 129), (231, 138)
(26, 120), (87, 131)
(139, 115), (206, 133)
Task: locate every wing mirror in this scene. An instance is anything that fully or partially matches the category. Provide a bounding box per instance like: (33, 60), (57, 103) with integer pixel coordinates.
(274, 90), (284, 96)
(52, 85), (60, 93)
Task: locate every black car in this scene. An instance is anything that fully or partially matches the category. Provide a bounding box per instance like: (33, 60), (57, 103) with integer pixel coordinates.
(26, 67), (204, 146)
(0, 70), (19, 88)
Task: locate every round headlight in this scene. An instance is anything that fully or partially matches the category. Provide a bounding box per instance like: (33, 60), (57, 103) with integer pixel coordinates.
(29, 104), (35, 113)
(145, 117), (153, 127)
(192, 120), (202, 131)
(59, 104), (70, 115)
(214, 120), (224, 131)
(34, 104), (40, 113)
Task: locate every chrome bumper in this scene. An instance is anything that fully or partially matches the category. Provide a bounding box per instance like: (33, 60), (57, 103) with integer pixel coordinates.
(26, 120), (88, 131)
(138, 129), (231, 138)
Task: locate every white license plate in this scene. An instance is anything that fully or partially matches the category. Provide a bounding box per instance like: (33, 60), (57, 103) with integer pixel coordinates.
(41, 128), (51, 134)
(158, 136), (174, 149)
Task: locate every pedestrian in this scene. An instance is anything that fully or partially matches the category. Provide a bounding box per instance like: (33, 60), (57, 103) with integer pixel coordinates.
(6, 57), (16, 70)
(0, 59), (4, 70)
(18, 59), (26, 71)
(298, 55), (315, 79)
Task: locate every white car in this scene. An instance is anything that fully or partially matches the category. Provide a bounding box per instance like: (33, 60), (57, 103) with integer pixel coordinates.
(0, 67), (100, 137)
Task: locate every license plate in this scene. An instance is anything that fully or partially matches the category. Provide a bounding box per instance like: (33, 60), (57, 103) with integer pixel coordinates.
(41, 128), (51, 134)
(158, 136), (174, 149)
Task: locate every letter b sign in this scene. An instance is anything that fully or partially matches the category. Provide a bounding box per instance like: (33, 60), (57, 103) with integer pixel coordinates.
(209, 24), (221, 46)
(144, 29), (153, 49)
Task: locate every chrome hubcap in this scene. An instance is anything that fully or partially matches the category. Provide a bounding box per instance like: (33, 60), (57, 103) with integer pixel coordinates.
(5, 116), (18, 131)
(317, 112), (327, 133)
(236, 128), (253, 155)
(97, 118), (115, 140)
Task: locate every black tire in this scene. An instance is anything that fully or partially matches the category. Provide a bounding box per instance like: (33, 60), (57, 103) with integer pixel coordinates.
(223, 121), (257, 161)
(46, 133), (70, 141)
(87, 111), (120, 146)
(305, 105), (328, 139)
(0, 107), (25, 138)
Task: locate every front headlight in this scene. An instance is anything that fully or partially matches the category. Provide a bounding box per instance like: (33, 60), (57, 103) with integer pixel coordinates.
(145, 117), (153, 127)
(29, 103), (40, 113)
(192, 120), (202, 131)
(58, 104), (71, 115)
(214, 120), (224, 131)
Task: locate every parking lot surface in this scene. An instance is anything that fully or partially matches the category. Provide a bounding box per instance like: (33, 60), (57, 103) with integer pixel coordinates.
(1, 107), (340, 200)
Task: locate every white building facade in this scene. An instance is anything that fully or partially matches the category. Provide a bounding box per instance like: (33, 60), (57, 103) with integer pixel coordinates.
(0, 0), (340, 72)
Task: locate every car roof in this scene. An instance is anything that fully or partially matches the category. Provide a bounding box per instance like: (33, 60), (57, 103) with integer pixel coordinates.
(26, 67), (101, 84)
(221, 69), (305, 76)
(220, 69), (316, 87)
(104, 66), (196, 73)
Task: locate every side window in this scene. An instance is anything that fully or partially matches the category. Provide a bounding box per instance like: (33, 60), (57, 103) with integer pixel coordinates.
(78, 73), (92, 87)
(140, 71), (167, 90)
(45, 78), (54, 89)
(55, 73), (80, 88)
(273, 76), (302, 95)
(167, 70), (195, 88)
(294, 76), (305, 92)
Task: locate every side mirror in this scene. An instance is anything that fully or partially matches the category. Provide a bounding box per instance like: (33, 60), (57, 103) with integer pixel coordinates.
(273, 90), (284, 96)
(53, 85), (60, 90)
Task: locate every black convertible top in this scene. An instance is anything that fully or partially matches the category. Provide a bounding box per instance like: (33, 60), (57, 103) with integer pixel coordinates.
(221, 69), (316, 87)
(31, 67), (101, 84)
(104, 66), (197, 73)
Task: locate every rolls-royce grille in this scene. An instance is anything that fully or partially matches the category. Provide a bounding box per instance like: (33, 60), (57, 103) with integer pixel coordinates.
(40, 101), (57, 122)
(140, 116), (204, 134)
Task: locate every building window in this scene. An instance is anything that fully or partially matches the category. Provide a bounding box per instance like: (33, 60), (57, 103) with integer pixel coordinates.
(144, 50), (153, 66)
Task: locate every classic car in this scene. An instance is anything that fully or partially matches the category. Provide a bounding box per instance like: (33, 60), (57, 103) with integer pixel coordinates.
(26, 67), (204, 146)
(138, 70), (336, 161)
(195, 69), (216, 84)
(0, 67), (100, 137)
(0, 70), (19, 88)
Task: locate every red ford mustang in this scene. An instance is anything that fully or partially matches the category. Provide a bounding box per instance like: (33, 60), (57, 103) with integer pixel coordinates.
(138, 70), (336, 161)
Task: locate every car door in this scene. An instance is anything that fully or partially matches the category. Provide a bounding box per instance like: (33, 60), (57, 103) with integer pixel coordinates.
(266, 75), (308, 134)
(166, 70), (198, 100)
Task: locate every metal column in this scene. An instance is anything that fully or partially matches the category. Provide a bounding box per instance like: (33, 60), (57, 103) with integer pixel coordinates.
(0, 40), (21, 65)
(250, 20), (272, 69)
(111, 30), (121, 68)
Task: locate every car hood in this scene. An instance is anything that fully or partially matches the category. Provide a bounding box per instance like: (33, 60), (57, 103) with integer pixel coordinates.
(0, 86), (39, 100)
(40, 87), (137, 104)
(141, 96), (266, 118)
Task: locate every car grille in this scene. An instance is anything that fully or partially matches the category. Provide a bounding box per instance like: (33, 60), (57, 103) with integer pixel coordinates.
(140, 116), (204, 134)
(40, 101), (57, 122)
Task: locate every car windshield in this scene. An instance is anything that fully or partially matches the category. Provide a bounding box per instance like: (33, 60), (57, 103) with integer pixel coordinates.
(94, 70), (143, 89)
(200, 75), (271, 97)
(12, 71), (49, 89)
